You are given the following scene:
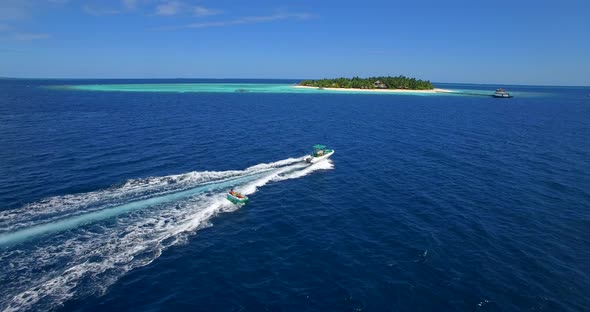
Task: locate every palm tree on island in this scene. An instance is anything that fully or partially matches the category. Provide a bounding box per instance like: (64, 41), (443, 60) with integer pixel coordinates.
(299, 75), (434, 90)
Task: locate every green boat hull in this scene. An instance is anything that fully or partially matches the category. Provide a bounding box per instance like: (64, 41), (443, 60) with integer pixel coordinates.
(227, 194), (248, 204)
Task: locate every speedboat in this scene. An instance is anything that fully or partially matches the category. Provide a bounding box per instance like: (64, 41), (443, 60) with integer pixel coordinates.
(305, 144), (334, 164)
(493, 88), (512, 98)
(227, 190), (248, 204)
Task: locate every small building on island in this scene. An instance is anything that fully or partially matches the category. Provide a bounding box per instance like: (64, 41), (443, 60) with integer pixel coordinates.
(373, 80), (387, 89)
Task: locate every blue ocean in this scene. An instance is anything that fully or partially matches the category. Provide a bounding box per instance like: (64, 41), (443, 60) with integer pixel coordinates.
(0, 79), (589, 311)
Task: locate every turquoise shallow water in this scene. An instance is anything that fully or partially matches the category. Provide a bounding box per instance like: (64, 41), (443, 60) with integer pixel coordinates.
(58, 82), (547, 98)
(55, 83), (472, 96)
(62, 83), (445, 95)
(64, 83), (305, 93)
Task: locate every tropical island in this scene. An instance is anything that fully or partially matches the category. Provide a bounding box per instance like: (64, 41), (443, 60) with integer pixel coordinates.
(295, 76), (452, 94)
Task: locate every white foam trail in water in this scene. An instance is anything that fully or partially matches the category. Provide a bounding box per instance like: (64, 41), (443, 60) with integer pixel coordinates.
(0, 157), (301, 232)
(0, 157), (332, 312)
(0, 170), (269, 246)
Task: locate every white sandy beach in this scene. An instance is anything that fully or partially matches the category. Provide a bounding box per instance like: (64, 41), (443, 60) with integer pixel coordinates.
(293, 85), (454, 93)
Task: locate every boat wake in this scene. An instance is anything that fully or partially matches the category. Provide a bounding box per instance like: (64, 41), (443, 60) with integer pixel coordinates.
(0, 157), (333, 312)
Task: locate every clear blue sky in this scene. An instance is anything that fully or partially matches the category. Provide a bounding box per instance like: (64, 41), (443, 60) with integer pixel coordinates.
(1, 0), (589, 85)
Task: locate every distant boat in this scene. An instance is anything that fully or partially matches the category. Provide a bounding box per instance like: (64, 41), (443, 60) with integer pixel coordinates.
(493, 88), (512, 98)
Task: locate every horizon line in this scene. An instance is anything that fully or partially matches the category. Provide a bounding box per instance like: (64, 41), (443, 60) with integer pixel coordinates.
(1, 77), (588, 88)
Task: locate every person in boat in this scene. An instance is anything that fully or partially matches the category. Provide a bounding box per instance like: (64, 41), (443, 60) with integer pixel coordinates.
(230, 189), (243, 198)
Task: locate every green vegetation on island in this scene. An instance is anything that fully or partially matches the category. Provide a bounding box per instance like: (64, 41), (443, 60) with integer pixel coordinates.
(299, 76), (434, 90)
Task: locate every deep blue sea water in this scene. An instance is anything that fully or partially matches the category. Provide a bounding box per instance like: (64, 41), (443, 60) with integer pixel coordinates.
(1, 79), (589, 311)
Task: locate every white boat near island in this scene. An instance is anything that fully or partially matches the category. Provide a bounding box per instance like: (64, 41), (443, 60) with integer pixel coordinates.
(493, 88), (513, 98)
